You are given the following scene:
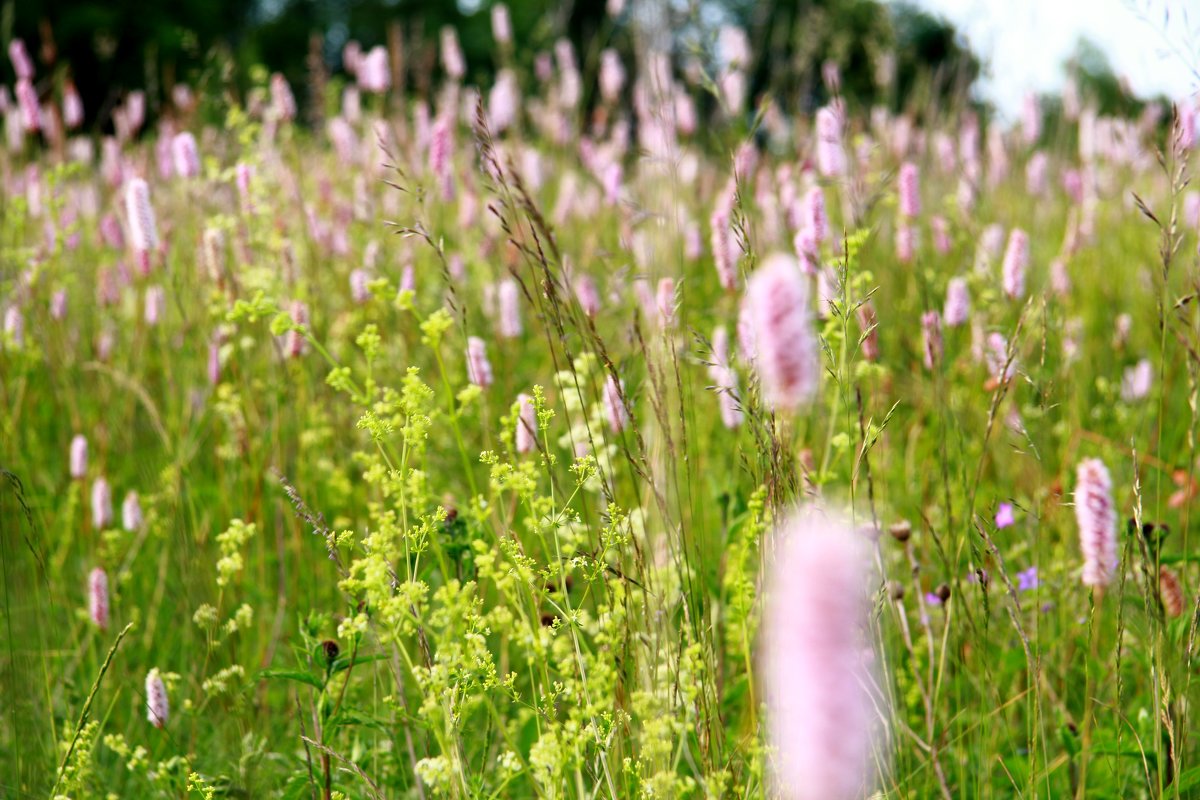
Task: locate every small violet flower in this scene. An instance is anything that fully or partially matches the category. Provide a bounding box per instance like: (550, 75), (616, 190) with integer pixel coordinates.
(995, 502), (1015, 529)
(1016, 566), (1039, 593)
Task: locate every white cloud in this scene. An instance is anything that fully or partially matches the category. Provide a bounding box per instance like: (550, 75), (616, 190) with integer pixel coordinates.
(895, 0), (1200, 116)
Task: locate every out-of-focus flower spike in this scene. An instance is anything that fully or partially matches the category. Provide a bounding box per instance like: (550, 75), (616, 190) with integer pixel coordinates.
(763, 508), (880, 800)
(515, 392), (537, 454)
(124, 178), (159, 275)
(146, 669), (169, 728)
(1075, 458), (1118, 589)
(89, 567), (109, 630)
(745, 253), (820, 409)
(92, 477), (113, 529)
(466, 336), (494, 388)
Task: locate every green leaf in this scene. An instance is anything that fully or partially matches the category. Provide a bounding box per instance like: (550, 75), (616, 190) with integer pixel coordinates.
(257, 668), (323, 690)
(331, 653), (391, 674)
(327, 707), (393, 733)
(1175, 765), (1200, 793)
(1059, 725), (1080, 758)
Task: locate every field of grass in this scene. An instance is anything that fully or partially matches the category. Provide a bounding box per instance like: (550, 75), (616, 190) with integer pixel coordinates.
(2, 25), (1200, 800)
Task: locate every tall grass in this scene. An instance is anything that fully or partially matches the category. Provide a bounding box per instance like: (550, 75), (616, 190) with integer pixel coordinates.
(1, 14), (1199, 800)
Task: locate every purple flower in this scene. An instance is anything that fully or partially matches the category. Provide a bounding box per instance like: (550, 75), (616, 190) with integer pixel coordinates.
(995, 502), (1015, 529)
(924, 592), (943, 607)
(1016, 566), (1039, 593)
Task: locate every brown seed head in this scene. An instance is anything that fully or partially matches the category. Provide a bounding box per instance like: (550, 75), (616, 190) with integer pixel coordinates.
(889, 520), (912, 543)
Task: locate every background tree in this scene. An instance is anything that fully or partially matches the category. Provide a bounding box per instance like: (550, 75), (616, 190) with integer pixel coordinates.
(3, 0), (980, 133)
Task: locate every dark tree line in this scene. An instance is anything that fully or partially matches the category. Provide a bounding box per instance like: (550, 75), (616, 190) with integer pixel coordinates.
(1, 0), (1073, 135)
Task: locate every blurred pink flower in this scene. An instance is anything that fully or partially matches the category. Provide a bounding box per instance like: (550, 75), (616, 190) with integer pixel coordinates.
(762, 508), (878, 800)
(466, 336), (494, 388)
(745, 254), (820, 409)
(146, 669), (169, 728)
(603, 374), (630, 433)
(492, 3), (513, 44)
(89, 568), (109, 630)
(8, 40), (33, 80)
(124, 178), (159, 273)
(898, 162), (920, 218)
(944, 277), (969, 327)
(357, 46), (391, 94)
(815, 106), (846, 177)
(921, 310), (943, 370)
(1001, 228), (1029, 300)
(1076, 458), (1118, 588)
(92, 477), (113, 529)
(172, 132), (201, 179)
(515, 393), (537, 454)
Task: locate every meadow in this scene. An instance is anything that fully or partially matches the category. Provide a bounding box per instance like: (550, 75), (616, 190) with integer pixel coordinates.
(2, 15), (1200, 800)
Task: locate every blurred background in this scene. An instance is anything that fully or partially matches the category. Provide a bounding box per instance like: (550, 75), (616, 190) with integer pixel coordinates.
(5, 0), (1191, 138)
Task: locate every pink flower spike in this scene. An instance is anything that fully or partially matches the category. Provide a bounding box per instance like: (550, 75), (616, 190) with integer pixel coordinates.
(931, 215), (951, 254)
(1121, 359), (1153, 402)
(357, 46), (391, 94)
(745, 253), (820, 409)
(270, 73), (297, 121)
(995, 502), (1015, 529)
(895, 223), (915, 263)
(603, 374), (630, 433)
(50, 290), (67, 321)
(122, 491), (143, 532)
(1075, 458), (1118, 588)
(9, 40), (33, 80)
(350, 269), (371, 304)
(921, 310), (943, 370)
(498, 278), (522, 338)
(515, 393), (537, 454)
(599, 49), (625, 103)
(710, 212), (738, 290)
(763, 508), (879, 800)
(815, 106), (846, 177)
(898, 161), (920, 218)
(63, 82), (84, 129)
(146, 669), (169, 728)
(466, 336), (494, 388)
(88, 567), (109, 630)
(805, 187), (828, 243)
(574, 274), (601, 317)
(70, 434), (88, 479)
(944, 277), (970, 327)
(16, 79), (39, 132)
(171, 132), (201, 178)
(492, 3), (513, 44)
(285, 301), (309, 359)
(1001, 228), (1029, 300)
(124, 178), (159, 273)
(144, 285), (165, 326)
(441, 27), (466, 80)
(655, 278), (676, 329)
(236, 163), (254, 212)
(91, 477), (113, 529)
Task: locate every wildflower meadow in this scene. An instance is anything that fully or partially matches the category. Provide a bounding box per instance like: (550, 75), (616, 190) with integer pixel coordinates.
(2, 3), (1200, 798)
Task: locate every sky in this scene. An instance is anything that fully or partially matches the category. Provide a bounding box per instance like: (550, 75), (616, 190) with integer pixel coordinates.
(897, 0), (1200, 116)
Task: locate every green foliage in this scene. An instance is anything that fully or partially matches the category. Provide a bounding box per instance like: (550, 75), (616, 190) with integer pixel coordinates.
(2, 25), (1199, 799)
